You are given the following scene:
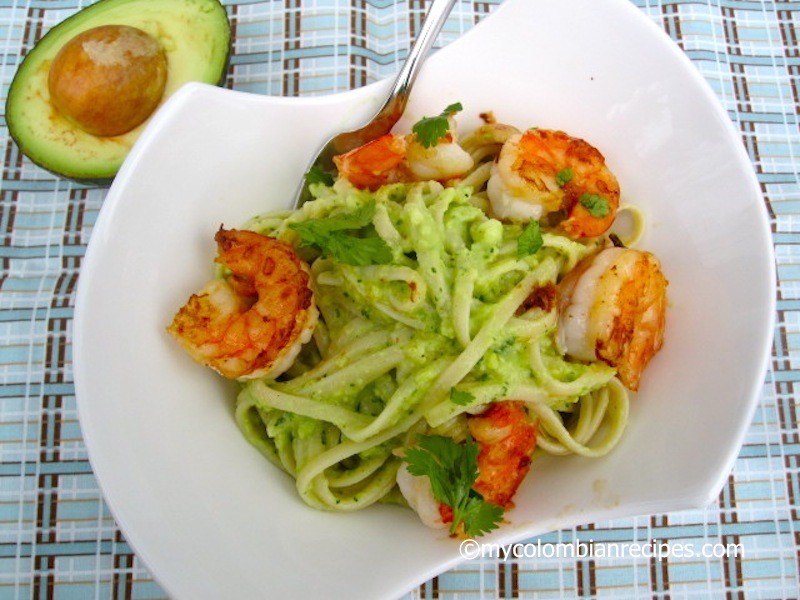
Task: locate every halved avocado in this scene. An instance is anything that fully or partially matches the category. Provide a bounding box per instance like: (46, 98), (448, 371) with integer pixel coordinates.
(6, 0), (231, 184)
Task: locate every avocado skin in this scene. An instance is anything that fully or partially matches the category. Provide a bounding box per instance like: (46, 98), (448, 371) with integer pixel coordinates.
(6, 0), (231, 185)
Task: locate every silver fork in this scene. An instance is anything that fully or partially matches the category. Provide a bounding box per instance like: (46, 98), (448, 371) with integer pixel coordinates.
(292, 0), (458, 208)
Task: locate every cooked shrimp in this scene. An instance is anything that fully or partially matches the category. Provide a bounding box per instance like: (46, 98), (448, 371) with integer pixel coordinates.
(396, 463), (448, 530)
(557, 246), (668, 391)
(333, 129), (474, 191)
(467, 400), (537, 508)
(405, 132), (474, 181)
(398, 400), (536, 531)
(167, 228), (318, 380)
(333, 134), (409, 191)
(487, 129), (620, 239)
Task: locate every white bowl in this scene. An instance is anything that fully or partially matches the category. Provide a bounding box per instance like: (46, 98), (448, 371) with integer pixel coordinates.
(74, 0), (775, 598)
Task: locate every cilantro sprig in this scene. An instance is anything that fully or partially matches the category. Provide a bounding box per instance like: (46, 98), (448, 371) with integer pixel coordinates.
(404, 435), (503, 538)
(411, 102), (464, 149)
(288, 200), (392, 266)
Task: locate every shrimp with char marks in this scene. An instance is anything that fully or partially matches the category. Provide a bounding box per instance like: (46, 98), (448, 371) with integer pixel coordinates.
(396, 400), (537, 531)
(333, 122), (474, 191)
(557, 245), (668, 391)
(487, 128), (620, 239)
(467, 400), (537, 509)
(167, 228), (318, 380)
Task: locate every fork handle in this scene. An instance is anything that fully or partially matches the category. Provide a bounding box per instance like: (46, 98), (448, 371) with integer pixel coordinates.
(378, 0), (459, 123)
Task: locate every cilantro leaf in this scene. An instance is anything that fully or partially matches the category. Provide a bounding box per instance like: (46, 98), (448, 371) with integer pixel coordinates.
(517, 220), (543, 258)
(555, 168), (573, 187)
(305, 164), (335, 186)
(323, 231), (392, 266)
(579, 193), (610, 217)
(460, 495), (504, 537)
(412, 102), (464, 148)
(305, 200), (377, 233)
(288, 201), (392, 266)
(450, 388), (476, 406)
(404, 434), (504, 537)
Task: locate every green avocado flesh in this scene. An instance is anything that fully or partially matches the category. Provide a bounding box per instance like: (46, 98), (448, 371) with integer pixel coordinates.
(6, 0), (231, 183)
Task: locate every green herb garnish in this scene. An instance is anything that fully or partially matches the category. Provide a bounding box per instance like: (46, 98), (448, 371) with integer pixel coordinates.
(412, 102), (464, 148)
(288, 200), (392, 266)
(304, 164), (335, 186)
(555, 168), (573, 187)
(404, 435), (503, 537)
(579, 193), (611, 217)
(449, 388), (475, 406)
(517, 220), (544, 258)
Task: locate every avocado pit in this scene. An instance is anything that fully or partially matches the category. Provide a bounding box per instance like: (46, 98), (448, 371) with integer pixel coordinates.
(48, 24), (167, 137)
